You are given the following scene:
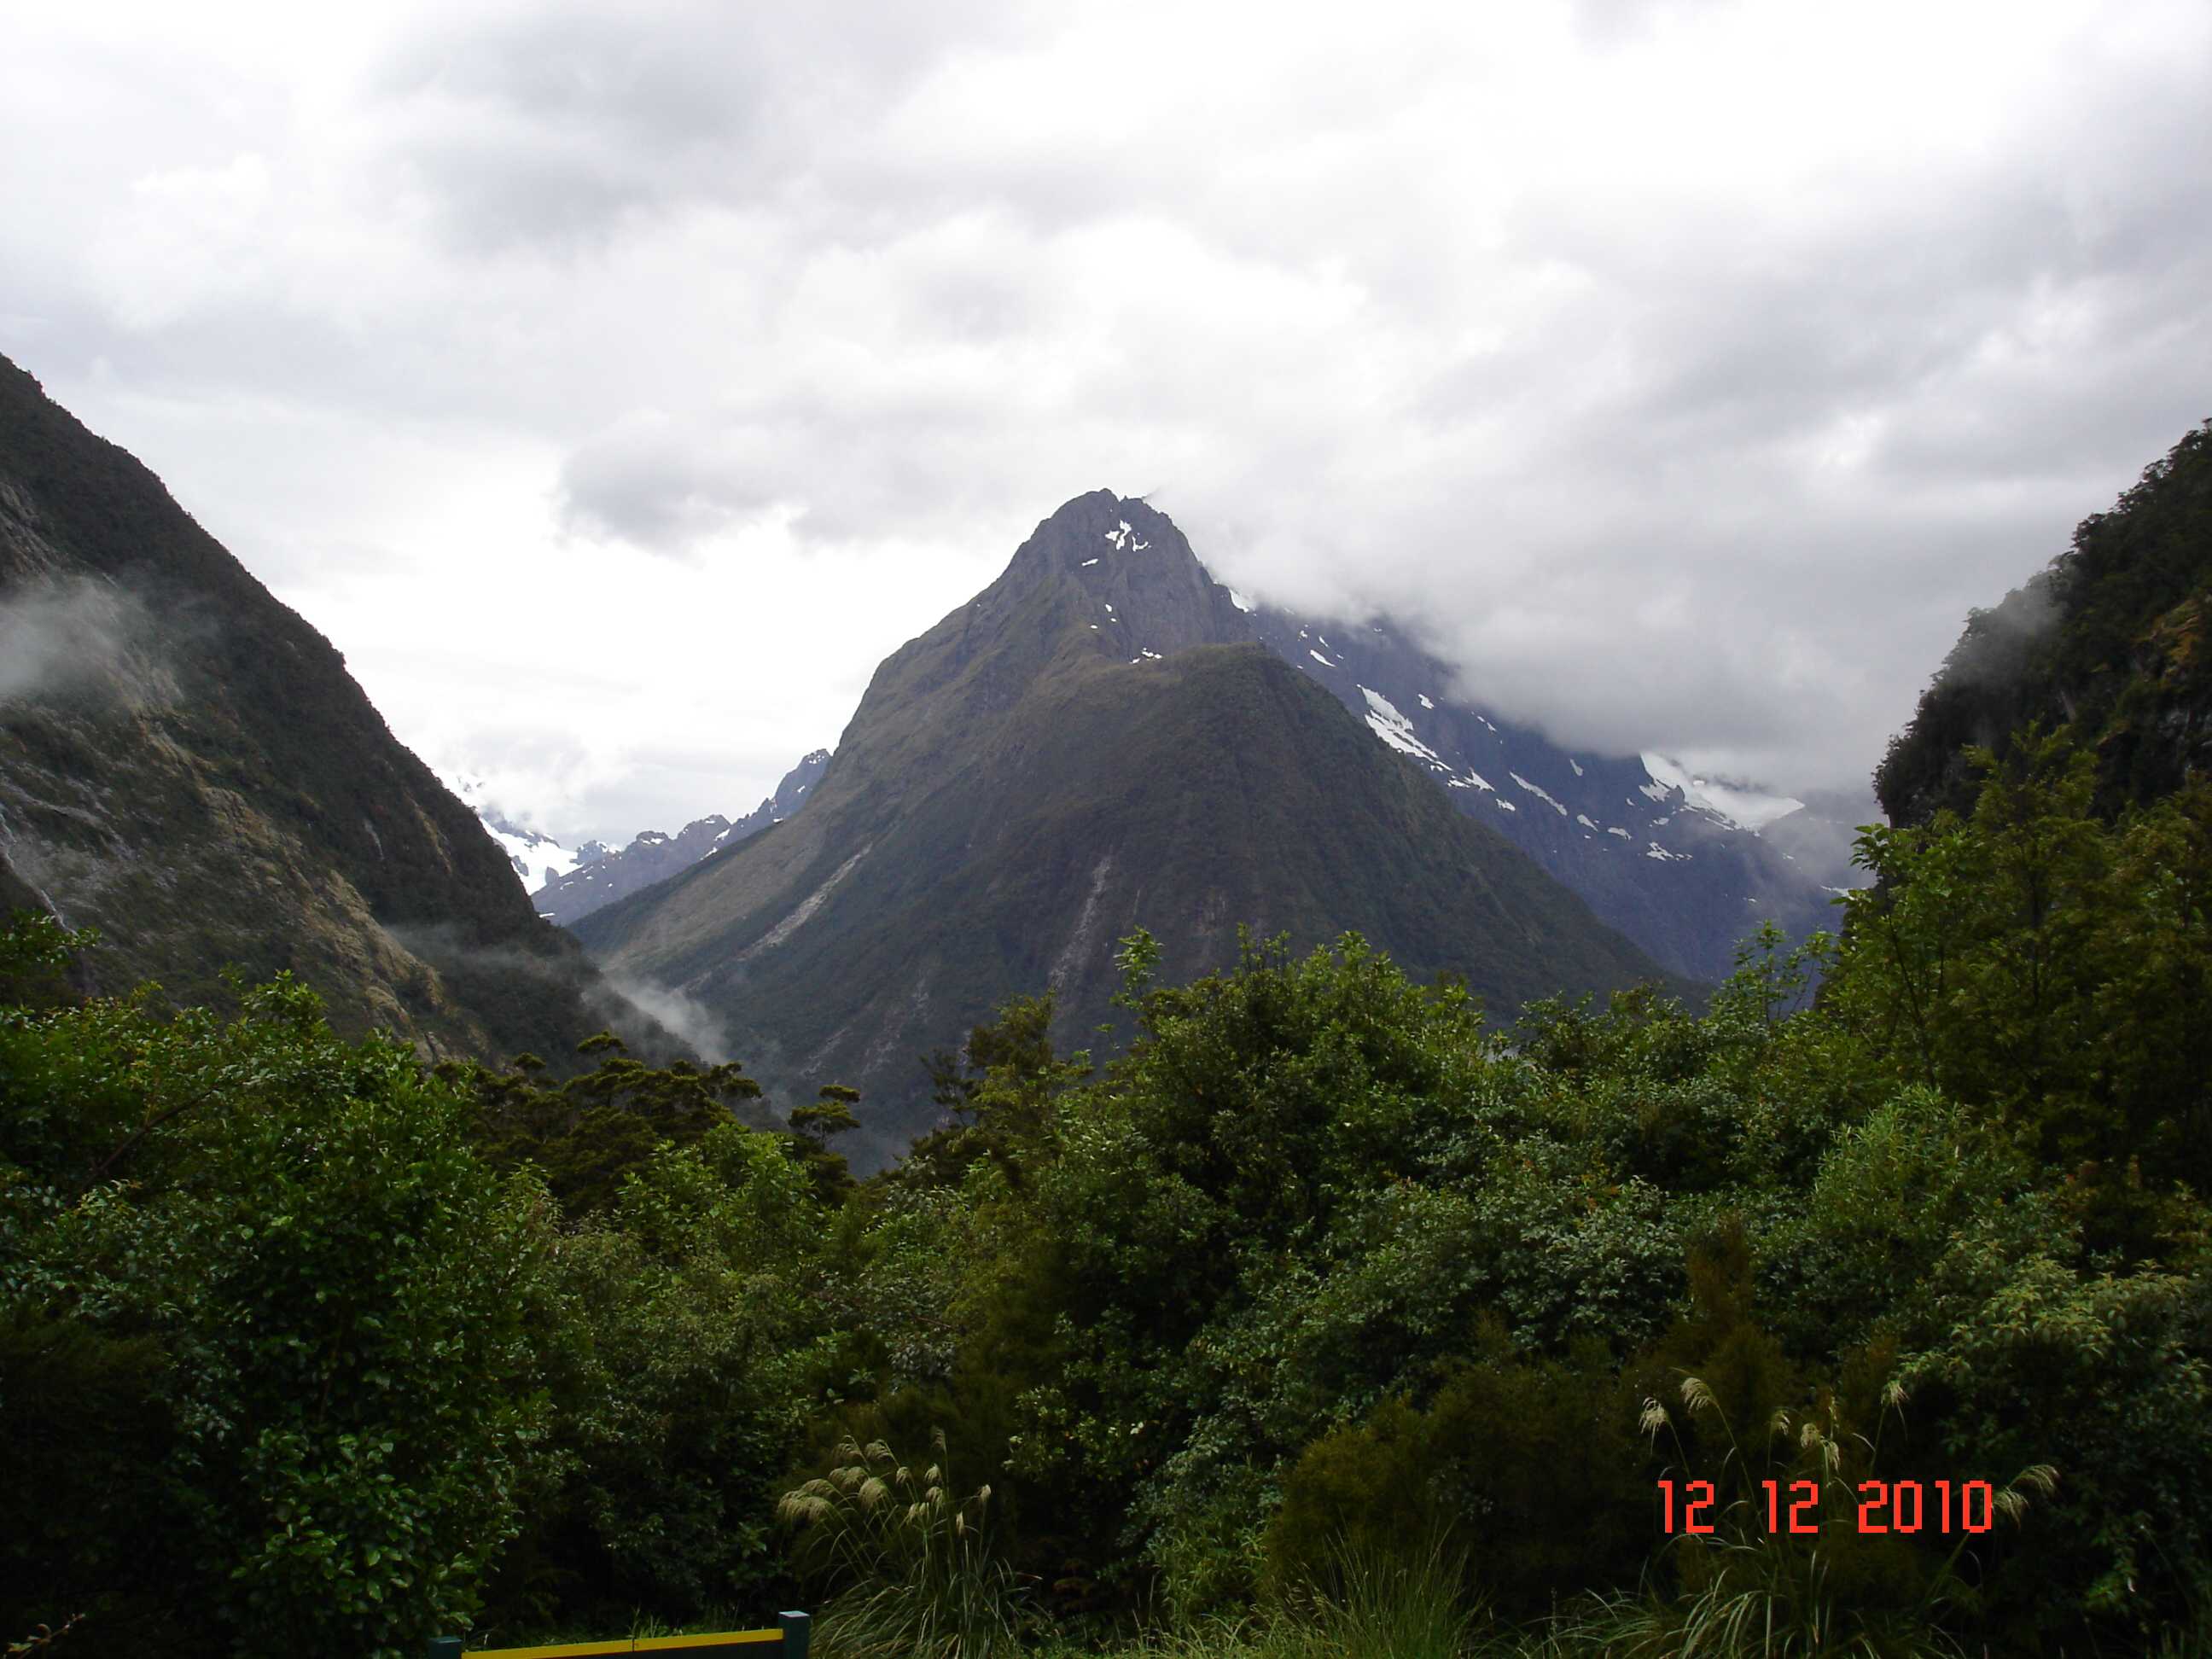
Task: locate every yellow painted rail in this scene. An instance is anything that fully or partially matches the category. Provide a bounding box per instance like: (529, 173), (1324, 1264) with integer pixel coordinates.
(428, 1611), (809, 1659)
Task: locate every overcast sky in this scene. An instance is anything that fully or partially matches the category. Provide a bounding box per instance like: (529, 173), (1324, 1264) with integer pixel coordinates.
(4, 0), (2207, 846)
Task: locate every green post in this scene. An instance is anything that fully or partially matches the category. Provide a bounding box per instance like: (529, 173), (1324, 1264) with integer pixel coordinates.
(779, 1610), (811, 1659)
(426, 1640), (463, 1659)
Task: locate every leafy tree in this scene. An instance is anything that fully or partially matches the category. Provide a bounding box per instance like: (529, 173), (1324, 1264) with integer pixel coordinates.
(2, 954), (546, 1655)
(486, 1122), (840, 1633)
(900, 996), (1087, 1193)
(1832, 732), (2212, 1195)
(789, 1084), (862, 1203)
(458, 1038), (770, 1214)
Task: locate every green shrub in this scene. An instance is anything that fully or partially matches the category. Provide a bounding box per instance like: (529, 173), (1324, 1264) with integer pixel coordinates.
(1, 970), (546, 1656)
(1265, 1336), (1644, 1621)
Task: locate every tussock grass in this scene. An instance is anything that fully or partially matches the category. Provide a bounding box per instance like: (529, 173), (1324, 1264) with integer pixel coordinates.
(780, 1429), (1030, 1659)
(802, 1382), (2196, 1659)
(1292, 1537), (1484, 1659)
(1571, 1372), (2068, 1658)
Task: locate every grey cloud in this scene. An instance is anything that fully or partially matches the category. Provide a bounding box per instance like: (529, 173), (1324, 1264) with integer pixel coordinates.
(1196, 95), (2212, 792)
(381, 919), (727, 1061)
(396, 139), (662, 255)
(382, 9), (760, 151)
(556, 410), (784, 549)
(1569, 0), (1737, 50)
(374, 0), (1044, 252)
(556, 381), (1034, 556)
(13, 0), (2212, 827)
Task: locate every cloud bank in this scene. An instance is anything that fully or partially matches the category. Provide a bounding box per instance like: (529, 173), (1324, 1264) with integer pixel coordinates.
(3, 0), (2207, 835)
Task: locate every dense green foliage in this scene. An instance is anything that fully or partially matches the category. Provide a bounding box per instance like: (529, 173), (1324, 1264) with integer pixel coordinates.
(1, 930), (549, 1652)
(6, 730), (2212, 1655)
(0, 918), (839, 1655)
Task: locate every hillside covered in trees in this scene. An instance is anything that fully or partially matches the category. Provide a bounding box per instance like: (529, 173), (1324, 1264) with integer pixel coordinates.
(1879, 418), (2212, 826)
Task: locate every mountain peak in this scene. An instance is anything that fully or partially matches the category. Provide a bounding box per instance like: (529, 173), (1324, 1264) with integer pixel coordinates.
(992, 490), (1249, 663)
(1014, 489), (1175, 572)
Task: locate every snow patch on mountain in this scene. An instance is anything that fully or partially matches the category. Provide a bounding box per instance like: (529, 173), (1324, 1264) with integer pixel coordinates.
(487, 823), (580, 891)
(1358, 685), (1446, 765)
(1640, 753), (1804, 830)
(446, 772), (583, 893)
(1510, 771), (1569, 816)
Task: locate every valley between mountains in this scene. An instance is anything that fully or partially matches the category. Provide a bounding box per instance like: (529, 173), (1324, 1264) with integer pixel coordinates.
(0, 351), (1862, 1169)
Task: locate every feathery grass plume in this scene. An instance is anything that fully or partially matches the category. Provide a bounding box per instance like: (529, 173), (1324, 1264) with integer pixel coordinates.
(1680, 1374), (1720, 1419)
(1991, 1464), (2058, 1528)
(1568, 1378), (2023, 1656)
(777, 1429), (1028, 1659)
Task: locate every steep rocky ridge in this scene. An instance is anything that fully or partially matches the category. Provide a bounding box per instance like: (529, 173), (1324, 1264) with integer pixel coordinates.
(1235, 608), (1853, 980)
(0, 353), (681, 1065)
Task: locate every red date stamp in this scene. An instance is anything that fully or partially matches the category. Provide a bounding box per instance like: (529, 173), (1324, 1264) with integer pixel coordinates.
(1658, 1478), (1999, 1535)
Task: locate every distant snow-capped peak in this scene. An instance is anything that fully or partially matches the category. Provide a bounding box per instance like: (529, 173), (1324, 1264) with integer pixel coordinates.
(445, 772), (585, 893)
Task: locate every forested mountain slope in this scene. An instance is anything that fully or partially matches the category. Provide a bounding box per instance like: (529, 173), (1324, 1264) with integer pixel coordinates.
(1879, 418), (2212, 825)
(0, 354), (679, 1065)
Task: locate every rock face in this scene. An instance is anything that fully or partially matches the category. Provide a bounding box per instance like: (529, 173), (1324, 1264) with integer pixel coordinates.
(573, 490), (1685, 1170)
(1234, 608), (1857, 981)
(0, 353), (681, 1066)
(531, 749), (830, 924)
(1878, 419), (2212, 828)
